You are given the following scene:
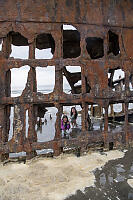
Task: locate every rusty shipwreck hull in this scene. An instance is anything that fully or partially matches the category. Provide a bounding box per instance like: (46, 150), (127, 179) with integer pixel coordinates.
(0, 0), (133, 160)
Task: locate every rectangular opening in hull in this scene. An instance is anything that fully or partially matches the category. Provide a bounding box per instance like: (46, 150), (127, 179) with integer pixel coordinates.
(36, 106), (58, 142)
(63, 66), (81, 94)
(36, 66), (55, 94)
(62, 105), (82, 138)
(11, 66), (30, 97)
(35, 33), (55, 59)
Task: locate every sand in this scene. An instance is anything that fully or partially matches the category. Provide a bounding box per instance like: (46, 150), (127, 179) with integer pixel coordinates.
(0, 150), (124, 200)
(127, 179), (133, 188)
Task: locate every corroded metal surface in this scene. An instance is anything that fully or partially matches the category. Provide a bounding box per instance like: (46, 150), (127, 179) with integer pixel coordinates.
(0, 0), (133, 159)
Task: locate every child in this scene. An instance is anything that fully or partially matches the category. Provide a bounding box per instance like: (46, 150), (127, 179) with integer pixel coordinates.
(70, 107), (78, 127)
(61, 115), (70, 137)
(61, 115), (70, 130)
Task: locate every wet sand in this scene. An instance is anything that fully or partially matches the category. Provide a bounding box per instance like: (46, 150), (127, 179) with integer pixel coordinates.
(0, 150), (124, 200)
(65, 148), (133, 200)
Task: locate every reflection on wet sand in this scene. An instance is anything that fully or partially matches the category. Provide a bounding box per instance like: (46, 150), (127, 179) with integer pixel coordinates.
(65, 149), (133, 200)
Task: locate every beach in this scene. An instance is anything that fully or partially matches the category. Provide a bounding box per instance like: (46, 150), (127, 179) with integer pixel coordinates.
(1, 149), (131, 200)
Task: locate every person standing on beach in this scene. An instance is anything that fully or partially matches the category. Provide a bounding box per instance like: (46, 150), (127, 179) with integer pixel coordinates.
(61, 115), (70, 137)
(70, 107), (78, 128)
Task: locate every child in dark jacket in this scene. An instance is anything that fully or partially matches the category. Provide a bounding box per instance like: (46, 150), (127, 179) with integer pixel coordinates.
(70, 107), (78, 127)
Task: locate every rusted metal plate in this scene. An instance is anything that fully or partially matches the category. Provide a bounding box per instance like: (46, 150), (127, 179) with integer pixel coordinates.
(0, 0), (132, 27)
(0, 0), (132, 160)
